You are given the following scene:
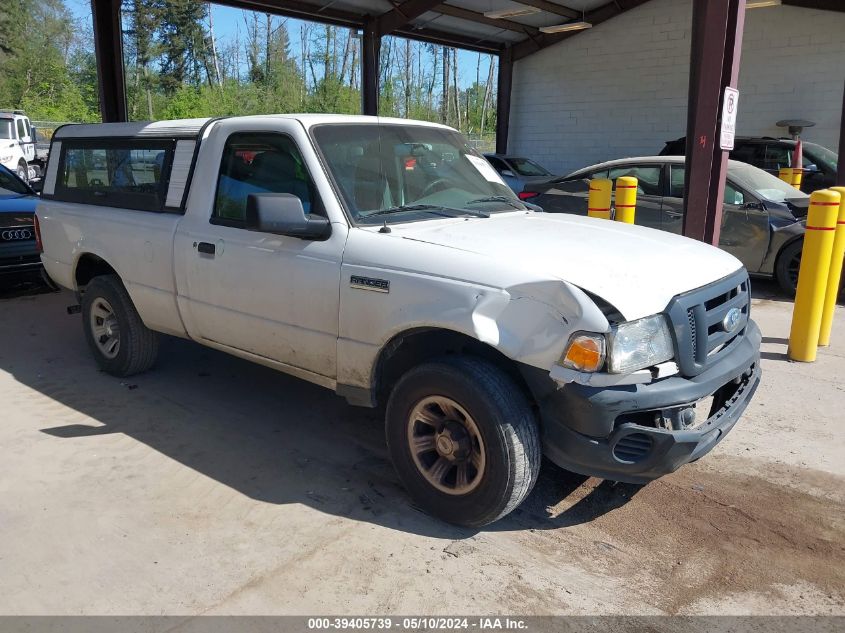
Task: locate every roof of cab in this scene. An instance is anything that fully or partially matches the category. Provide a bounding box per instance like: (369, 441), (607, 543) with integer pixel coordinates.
(53, 114), (454, 140)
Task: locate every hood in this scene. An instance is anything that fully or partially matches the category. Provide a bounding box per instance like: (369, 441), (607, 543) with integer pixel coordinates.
(391, 212), (743, 320)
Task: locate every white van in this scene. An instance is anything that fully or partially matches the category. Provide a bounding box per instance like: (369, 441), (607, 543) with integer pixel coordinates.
(0, 110), (37, 181)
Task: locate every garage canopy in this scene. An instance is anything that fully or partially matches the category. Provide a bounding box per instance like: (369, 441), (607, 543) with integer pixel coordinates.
(89, 0), (844, 246)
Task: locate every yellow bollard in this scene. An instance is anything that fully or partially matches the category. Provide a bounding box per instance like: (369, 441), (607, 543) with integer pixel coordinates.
(788, 189), (841, 362)
(778, 167), (802, 189)
(614, 176), (638, 224)
(818, 186), (845, 346)
(587, 178), (612, 220)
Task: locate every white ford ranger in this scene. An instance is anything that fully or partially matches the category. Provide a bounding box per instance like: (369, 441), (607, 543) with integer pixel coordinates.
(36, 115), (761, 526)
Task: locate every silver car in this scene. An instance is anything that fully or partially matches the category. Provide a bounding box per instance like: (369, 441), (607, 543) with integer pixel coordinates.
(483, 153), (555, 193)
(519, 156), (811, 294)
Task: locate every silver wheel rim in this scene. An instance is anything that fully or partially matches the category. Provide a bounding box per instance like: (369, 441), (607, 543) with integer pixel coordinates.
(90, 297), (120, 359)
(406, 395), (486, 496)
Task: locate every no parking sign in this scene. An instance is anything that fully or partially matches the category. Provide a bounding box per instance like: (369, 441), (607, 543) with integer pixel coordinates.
(720, 87), (739, 150)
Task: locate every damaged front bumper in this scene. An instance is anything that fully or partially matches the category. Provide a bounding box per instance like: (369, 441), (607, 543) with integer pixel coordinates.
(521, 320), (762, 484)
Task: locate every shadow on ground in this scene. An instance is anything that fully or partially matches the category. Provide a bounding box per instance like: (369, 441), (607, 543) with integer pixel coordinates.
(1, 282), (636, 539)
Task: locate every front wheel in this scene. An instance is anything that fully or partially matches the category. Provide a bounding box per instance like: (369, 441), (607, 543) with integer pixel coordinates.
(16, 160), (28, 183)
(385, 356), (541, 527)
(82, 274), (159, 376)
(775, 240), (802, 297)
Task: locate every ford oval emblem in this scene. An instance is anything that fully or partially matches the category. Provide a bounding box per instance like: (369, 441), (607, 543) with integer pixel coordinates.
(722, 307), (742, 333)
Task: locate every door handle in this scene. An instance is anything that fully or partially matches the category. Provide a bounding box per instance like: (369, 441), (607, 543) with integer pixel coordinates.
(197, 241), (216, 256)
(664, 210), (684, 218)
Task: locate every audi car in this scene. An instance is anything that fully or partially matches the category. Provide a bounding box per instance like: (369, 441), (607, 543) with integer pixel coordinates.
(0, 164), (41, 279)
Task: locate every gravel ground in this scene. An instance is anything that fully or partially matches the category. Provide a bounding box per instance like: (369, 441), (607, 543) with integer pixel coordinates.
(0, 278), (842, 616)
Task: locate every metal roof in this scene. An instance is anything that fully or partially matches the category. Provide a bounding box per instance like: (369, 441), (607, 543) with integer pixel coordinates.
(212, 0), (845, 57)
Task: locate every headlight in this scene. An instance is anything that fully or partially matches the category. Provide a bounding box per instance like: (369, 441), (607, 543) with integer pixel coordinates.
(559, 332), (606, 373)
(607, 314), (674, 374)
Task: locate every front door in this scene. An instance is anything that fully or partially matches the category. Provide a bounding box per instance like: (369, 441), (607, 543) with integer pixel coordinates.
(173, 119), (346, 380)
(662, 164), (769, 272)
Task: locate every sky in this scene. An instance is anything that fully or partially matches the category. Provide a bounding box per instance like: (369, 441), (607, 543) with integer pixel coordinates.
(65, 0), (494, 91)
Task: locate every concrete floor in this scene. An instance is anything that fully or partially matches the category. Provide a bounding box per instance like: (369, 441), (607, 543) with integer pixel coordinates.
(0, 279), (843, 616)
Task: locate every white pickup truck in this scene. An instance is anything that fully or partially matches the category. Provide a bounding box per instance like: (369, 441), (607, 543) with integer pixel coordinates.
(36, 115), (761, 526)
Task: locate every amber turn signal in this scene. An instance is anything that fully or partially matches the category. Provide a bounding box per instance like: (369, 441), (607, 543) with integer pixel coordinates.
(560, 333), (606, 373)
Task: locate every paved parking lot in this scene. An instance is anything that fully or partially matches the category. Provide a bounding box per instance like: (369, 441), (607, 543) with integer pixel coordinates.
(1, 280), (843, 615)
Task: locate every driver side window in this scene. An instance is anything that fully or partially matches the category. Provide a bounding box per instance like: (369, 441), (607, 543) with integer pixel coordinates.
(213, 132), (318, 226)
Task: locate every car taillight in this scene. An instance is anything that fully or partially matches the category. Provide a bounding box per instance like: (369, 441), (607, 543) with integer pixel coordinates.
(518, 191), (540, 200)
(33, 214), (43, 253)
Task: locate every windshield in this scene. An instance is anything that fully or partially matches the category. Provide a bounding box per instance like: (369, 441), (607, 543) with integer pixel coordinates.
(311, 123), (523, 223)
(0, 119), (13, 139)
(804, 143), (838, 173)
(730, 163), (809, 203)
(507, 157), (551, 177)
(0, 166), (31, 195)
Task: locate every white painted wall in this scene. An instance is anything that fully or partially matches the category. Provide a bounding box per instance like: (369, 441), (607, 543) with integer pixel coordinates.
(507, 0), (845, 176)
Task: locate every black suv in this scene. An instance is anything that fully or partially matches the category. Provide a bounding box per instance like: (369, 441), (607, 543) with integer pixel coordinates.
(660, 136), (838, 194)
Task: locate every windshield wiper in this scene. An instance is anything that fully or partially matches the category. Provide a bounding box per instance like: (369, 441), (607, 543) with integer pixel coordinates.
(465, 195), (525, 210)
(360, 204), (489, 220)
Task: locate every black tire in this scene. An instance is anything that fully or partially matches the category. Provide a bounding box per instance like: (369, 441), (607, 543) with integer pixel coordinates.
(82, 274), (159, 376)
(385, 356), (541, 527)
(775, 240), (802, 297)
(16, 160), (28, 183)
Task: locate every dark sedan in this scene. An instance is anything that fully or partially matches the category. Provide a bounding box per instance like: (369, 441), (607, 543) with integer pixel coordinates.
(660, 136), (838, 194)
(520, 156), (810, 294)
(0, 164), (41, 279)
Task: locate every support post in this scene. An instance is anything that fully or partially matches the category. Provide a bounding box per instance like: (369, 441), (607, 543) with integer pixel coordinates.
(91, 0), (127, 122)
(682, 0), (746, 245)
(361, 18), (381, 116)
(495, 49), (513, 155)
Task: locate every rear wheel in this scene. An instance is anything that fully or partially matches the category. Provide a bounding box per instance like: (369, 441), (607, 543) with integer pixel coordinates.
(775, 240), (802, 297)
(385, 356), (541, 527)
(82, 275), (158, 376)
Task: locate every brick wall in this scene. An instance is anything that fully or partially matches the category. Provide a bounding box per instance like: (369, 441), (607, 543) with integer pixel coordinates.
(507, 0), (845, 175)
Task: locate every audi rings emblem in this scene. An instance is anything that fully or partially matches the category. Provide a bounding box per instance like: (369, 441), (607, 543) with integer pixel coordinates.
(1, 228), (33, 240)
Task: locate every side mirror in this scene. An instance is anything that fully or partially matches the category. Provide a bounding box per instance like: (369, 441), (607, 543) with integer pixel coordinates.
(501, 169), (515, 178)
(804, 163), (820, 175)
(245, 193), (331, 241)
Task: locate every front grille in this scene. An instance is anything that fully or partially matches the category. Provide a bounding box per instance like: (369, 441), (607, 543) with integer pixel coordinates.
(666, 269), (750, 377)
(613, 433), (653, 463)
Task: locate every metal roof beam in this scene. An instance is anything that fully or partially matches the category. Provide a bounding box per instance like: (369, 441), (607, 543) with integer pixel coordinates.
(393, 26), (504, 53)
(376, 0), (446, 36)
(210, 0), (364, 29)
(512, 0), (579, 19)
(435, 5), (540, 35)
(511, 0), (652, 61)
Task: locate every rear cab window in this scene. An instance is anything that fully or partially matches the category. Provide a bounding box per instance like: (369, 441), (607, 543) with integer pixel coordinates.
(54, 140), (175, 212)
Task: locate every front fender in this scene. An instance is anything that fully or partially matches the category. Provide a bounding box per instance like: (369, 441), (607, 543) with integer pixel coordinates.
(336, 265), (609, 392)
